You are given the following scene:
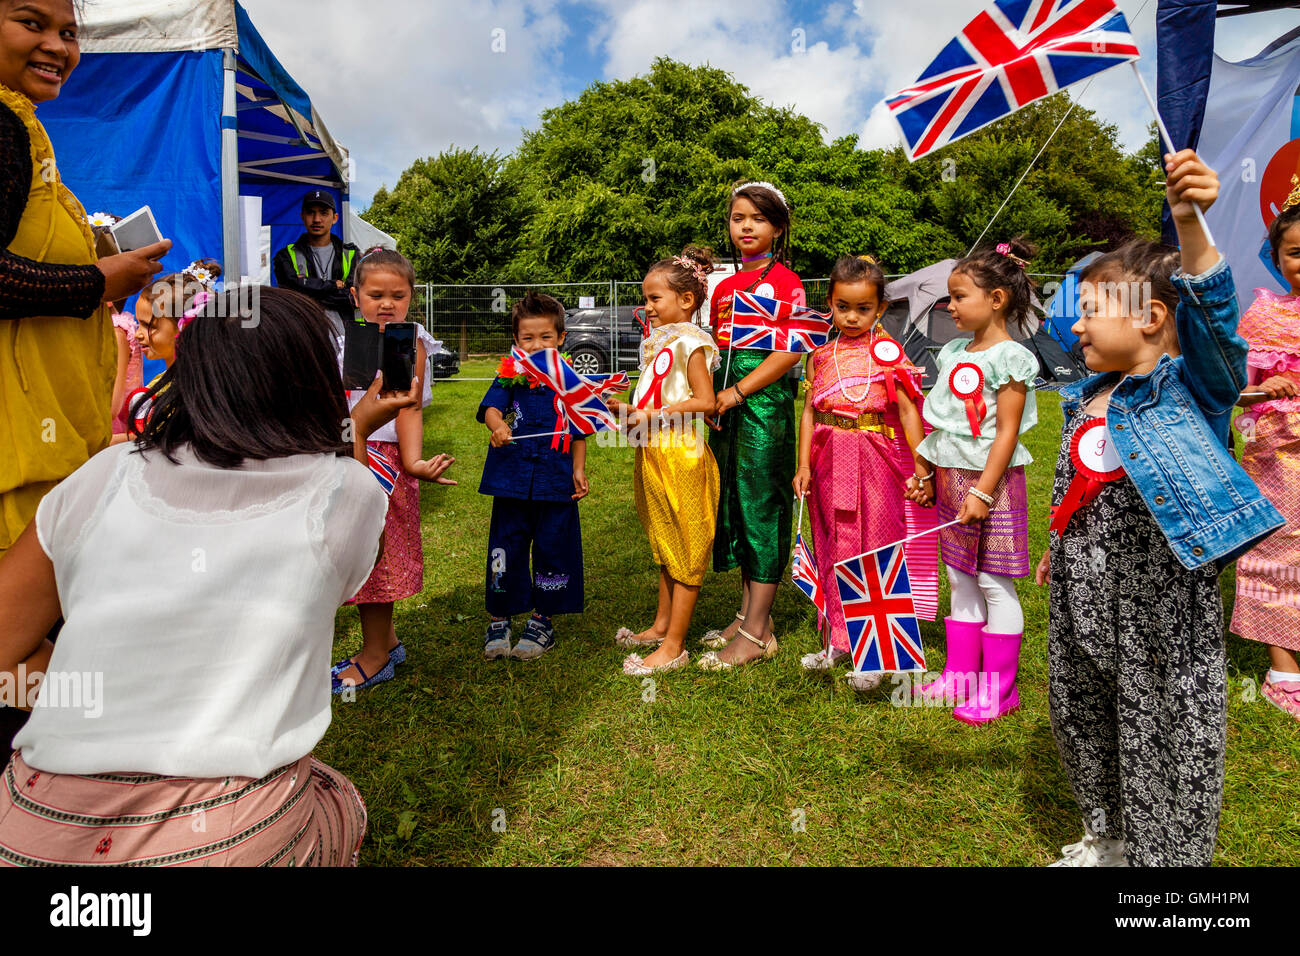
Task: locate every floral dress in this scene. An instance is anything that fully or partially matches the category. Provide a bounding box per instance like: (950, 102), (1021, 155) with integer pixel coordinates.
(1048, 403), (1226, 867)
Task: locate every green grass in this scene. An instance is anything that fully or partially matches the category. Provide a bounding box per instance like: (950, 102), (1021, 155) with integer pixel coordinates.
(318, 358), (1300, 865)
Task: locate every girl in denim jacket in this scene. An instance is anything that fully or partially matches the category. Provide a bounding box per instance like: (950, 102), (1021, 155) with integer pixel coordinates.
(1036, 151), (1284, 867)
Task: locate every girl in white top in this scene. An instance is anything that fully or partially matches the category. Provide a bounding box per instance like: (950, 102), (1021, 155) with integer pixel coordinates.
(0, 287), (419, 866)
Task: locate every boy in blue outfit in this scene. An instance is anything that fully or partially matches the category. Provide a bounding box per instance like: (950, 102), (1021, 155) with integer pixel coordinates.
(478, 292), (589, 660)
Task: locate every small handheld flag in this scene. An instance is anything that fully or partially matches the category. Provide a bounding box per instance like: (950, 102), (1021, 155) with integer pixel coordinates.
(510, 347), (621, 450)
(791, 533), (826, 622)
(367, 446), (399, 495)
(834, 543), (927, 674)
(730, 291), (832, 354)
(886, 0), (1139, 161)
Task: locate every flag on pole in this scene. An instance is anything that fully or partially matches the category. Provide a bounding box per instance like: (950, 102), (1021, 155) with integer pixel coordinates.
(510, 346), (621, 435)
(367, 446), (400, 495)
(730, 291), (832, 354)
(791, 532), (826, 623)
(886, 0), (1140, 161)
(833, 544), (927, 674)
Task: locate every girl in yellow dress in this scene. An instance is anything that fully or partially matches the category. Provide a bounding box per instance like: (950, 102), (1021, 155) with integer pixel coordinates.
(609, 246), (721, 674)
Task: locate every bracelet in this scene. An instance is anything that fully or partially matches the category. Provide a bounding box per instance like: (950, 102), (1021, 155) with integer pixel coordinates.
(967, 487), (994, 506)
(913, 471), (934, 482)
(733, 382), (747, 404)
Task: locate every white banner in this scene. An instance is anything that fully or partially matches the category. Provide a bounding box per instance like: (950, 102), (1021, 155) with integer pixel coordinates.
(1199, 34), (1300, 305)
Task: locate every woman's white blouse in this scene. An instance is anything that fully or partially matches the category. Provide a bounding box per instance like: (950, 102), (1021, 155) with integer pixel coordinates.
(15, 443), (388, 778)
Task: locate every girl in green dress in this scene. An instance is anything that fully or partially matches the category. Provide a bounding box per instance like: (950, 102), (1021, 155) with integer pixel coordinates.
(698, 182), (806, 669)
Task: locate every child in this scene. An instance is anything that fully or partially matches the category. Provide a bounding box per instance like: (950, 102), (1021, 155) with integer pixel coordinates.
(1232, 186), (1300, 720)
(698, 181), (805, 669)
(912, 240), (1039, 723)
(1037, 151), (1283, 867)
(607, 246), (720, 675)
(793, 255), (937, 691)
(332, 249), (456, 693)
(478, 292), (589, 660)
(134, 259), (223, 379)
(88, 213), (143, 436)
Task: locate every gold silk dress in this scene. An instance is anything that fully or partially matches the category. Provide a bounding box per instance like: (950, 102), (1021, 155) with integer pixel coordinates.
(631, 323), (720, 586)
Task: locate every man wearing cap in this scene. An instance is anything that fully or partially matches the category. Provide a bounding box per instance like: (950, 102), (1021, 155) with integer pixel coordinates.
(272, 190), (362, 336)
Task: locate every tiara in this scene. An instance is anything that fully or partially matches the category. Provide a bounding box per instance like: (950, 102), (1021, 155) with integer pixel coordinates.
(732, 181), (788, 208)
(1284, 174), (1300, 212)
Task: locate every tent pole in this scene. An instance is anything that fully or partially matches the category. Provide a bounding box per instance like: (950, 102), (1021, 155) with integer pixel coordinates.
(221, 49), (242, 281)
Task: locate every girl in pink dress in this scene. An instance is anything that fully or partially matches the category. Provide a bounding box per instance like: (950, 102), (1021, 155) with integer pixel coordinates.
(109, 308), (141, 436)
(793, 256), (938, 691)
(1232, 194), (1300, 720)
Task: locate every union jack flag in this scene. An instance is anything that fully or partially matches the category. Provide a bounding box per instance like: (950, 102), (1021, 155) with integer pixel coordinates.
(886, 0), (1139, 161)
(791, 532), (825, 623)
(510, 347), (620, 435)
(730, 291), (832, 354)
(834, 544), (927, 674)
(367, 446), (399, 495)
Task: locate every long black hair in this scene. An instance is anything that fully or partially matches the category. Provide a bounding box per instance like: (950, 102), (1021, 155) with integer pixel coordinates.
(132, 287), (352, 467)
(727, 182), (792, 280)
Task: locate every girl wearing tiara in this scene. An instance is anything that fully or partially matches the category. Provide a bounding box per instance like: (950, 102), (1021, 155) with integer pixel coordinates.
(610, 247), (720, 675)
(699, 181), (805, 669)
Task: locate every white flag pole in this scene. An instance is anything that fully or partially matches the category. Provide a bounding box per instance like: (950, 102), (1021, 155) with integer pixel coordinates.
(1130, 62), (1216, 249)
(510, 430), (570, 441)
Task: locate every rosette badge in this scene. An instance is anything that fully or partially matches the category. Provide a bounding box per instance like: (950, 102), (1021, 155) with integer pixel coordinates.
(948, 362), (985, 436)
(1049, 418), (1125, 535)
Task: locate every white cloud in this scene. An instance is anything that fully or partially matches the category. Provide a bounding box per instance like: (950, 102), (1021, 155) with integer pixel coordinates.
(239, 0), (573, 205)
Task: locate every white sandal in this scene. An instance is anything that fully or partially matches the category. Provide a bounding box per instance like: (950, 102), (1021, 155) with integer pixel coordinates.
(615, 626), (664, 649)
(696, 627), (778, 670)
(800, 647), (850, 671)
(623, 650), (689, 675)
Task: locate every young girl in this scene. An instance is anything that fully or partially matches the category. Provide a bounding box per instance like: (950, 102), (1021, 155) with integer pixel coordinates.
(608, 246), (720, 675)
(134, 259), (223, 380)
(912, 240), (1039, 723)
(1037, 152), (1283, 867)
(331, 249), (456, 693)
(1232, 189), (1300, 721)
(793, 255), (937, 691)
(698, 181), (805, 669)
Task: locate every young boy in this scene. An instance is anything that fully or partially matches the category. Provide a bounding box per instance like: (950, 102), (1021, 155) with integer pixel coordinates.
(477, 292), (589, 660)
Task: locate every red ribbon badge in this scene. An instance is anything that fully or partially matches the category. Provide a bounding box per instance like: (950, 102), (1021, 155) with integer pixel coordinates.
(949, 362), (986, 436)
(1049, 417), (1125, 535)
(871, 337), (920, 404)
(550, 393), (571, 454)
(125, 386), (152, 433)
(636, 347), (673, 410)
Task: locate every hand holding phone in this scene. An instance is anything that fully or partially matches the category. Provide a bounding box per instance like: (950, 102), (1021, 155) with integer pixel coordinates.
(96, 239), (172, 304)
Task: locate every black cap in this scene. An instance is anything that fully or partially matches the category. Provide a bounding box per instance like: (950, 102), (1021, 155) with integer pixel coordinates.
(302, 190), (336, 212)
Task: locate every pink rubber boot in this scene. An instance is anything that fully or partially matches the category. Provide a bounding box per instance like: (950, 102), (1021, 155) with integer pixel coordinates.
(919, 618), (983, 704)
(953, 630), (1021, 725)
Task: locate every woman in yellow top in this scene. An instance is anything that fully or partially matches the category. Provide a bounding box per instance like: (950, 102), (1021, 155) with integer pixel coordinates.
(0, 0), (170, 559)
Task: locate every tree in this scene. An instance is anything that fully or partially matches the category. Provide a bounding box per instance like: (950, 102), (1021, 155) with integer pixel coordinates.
(363, 147), (532, 354)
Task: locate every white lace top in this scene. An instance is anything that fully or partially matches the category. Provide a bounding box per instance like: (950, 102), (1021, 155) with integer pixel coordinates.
(16, 442), (388, 778)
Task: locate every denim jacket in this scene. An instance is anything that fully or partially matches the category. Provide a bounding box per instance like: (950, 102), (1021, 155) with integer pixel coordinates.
(1058, 257), (1283, 570)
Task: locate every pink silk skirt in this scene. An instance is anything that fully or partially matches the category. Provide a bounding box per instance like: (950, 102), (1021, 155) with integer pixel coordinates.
(348, 441), (424, 605)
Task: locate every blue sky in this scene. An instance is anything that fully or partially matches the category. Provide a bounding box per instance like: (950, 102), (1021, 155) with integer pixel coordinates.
(239, 0), (1299, 210)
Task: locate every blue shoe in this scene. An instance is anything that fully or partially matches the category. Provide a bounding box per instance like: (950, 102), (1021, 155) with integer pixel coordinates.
(331, 657), (396, 695)
(483, 619), (512, 660)
(332, 642), (405, 676)
(510, 616), (555, 660)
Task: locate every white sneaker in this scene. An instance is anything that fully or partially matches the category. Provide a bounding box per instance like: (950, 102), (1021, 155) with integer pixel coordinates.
(800, 647), (849, 671)
(1048, 831), (1128, 867)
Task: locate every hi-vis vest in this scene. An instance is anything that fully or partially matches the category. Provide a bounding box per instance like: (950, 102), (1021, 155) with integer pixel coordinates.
(288, 242), (355, 282)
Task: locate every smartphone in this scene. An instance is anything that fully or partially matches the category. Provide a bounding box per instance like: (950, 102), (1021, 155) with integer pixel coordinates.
(381, 322), (416, 393)
(340, 321), (417, 392)
(110, 205), (164, 253)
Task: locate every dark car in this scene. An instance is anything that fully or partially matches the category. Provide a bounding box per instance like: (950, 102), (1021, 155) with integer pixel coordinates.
(427, 339), (461, 379)
(563, 305), (645, 375)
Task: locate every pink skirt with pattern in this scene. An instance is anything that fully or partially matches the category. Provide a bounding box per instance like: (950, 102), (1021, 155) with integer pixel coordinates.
(936, 466), (1029, 578)
(348, 441), (424, 605)
(0, 751), (366, 866)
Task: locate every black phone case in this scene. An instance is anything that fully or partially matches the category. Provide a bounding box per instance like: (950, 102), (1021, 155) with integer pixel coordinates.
(341, 321), (382, 390)
(381, 324), (416, 393)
